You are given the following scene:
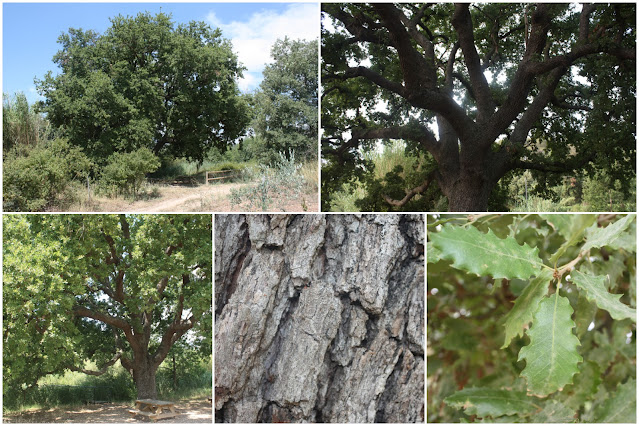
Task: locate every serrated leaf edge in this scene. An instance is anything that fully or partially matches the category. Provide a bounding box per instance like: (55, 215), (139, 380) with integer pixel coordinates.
(518, 292), (583, 397)
(432, 225), (544, 279)
(571, 269), (636, 322)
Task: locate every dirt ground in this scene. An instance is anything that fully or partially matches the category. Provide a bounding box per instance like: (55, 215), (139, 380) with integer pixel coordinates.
(3, 398), (212, 423)
(63, 182), (319, 212)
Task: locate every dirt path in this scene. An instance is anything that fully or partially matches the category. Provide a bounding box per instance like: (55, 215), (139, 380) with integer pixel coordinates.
(65, 182), (318, 212)
(3, 398), (211, 423)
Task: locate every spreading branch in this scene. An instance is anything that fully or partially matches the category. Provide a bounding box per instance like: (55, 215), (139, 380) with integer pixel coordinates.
(68, 351), (124, 376)
(382, 170), (437, 207)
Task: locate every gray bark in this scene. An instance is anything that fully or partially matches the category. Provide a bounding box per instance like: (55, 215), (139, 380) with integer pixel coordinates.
(215, 214), (424, 423)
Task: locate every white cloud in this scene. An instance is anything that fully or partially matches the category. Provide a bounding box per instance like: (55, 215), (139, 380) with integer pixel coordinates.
(238, 72), (260, 93)
(207, 3), (319, 91)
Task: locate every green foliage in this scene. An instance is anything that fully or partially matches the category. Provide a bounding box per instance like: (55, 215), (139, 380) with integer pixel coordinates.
(3, 215), (212, 401)
(36, 12), (249, 163)
(249, 38), (318, 163)
(3, 92), (53, 154)
(428, 214), (636, 422)
(3, 138), (92, 211)
(326, 140), (445, 211)
(229, 151), (308, 211)
(443, 388), (540, 418)
(518, 293), (583, 396)
(430, 224), (544, 280)
(500, 269), (553, 348)
(571, 271), (637, 321)
(99, 147), (160, 198)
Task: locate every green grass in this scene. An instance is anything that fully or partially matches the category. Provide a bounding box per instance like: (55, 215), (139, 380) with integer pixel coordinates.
(329, 140), (422, 212)
(4, 360), (211, 413)
(152, 158), (256, 180)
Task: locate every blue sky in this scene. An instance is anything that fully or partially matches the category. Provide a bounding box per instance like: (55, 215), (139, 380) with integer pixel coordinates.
(3, 2), (319, 103)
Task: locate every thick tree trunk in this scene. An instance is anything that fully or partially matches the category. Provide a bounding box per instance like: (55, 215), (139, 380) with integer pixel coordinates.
(215, 214), (424, 423)
(443, 173), (495, 212)
(132, 357), (159, 399)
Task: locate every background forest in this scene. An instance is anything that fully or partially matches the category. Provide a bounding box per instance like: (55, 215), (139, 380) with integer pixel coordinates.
(3, 11), (318, 212)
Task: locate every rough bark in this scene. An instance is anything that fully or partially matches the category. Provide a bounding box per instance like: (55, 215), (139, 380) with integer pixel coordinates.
(215, 214), (424, 423)
(132, 357), (159, 399)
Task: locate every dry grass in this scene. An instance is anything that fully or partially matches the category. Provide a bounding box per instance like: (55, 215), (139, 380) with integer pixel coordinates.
(3, 398), (212, 423)
(58, 180), (318, 213)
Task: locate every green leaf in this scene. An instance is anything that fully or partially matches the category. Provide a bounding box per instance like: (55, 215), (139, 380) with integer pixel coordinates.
(501, 269), (553, 348)
(531, 401), (576, 423)
(444, 388), (540, 418)
(518, 293), (582, 396)
(570, 270), (636, 322)
(593, 378), (636, 423)
(581, 215), (635, 253)
(541, 214), (596, 264)
(540, 214), (596, 241)
(427, 241), (441, 264)
(574, 292), (598, 337)
(430, 224), (544, 280)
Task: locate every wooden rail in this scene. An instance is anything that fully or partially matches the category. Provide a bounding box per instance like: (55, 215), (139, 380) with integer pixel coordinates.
(206, 169), (238, 184)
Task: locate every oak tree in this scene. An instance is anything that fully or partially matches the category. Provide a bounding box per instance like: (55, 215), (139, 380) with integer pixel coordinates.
(246, 38), (319, 163)
(3, 214), (212, 399)
(36, 12), (249, 163)
(322, 3), (636, 211)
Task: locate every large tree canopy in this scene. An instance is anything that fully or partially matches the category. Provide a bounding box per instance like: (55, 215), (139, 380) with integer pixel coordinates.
(36, 12), (249, 163)
(322, 3), (636, 211)
(3, 214), (212, 399)
(246, 38), (319, 162)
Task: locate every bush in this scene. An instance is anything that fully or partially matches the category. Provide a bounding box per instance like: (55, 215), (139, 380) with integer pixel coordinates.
(229, 151), (306, 211)
(3, 139), (91, 211)
(99, 147), (160, 198)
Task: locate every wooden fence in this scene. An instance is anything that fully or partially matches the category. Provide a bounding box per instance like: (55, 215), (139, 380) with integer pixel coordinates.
(206, 170), (239, 184)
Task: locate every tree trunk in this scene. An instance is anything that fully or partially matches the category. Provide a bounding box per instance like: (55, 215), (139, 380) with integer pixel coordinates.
(132, 357), (159, 399)
(215, 214), (424, 423)
(443, 172), (495, 212)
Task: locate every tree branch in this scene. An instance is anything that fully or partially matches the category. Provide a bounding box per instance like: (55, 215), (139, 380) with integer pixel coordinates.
(373, 3), (437, 90)
(73, 306), (143, 355)
(68, 351), (123, 376)
(452, 3), (496, 119)
(324, 66), (406, 97)
(352, 123), (440, 157)
(382, 170), (437, 207)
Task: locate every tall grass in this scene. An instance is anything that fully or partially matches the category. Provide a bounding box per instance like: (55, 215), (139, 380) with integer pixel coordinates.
(363, 140), (420, 179)
(299, 160), (319, 194)
(4, 359), (212, 413)
(329, 140), (421, 212)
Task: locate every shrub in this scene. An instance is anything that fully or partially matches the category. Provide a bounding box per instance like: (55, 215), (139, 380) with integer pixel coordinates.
(99, 147), (160, 198)
(3, 139), (91, 211)
(229, 151), (305, 211)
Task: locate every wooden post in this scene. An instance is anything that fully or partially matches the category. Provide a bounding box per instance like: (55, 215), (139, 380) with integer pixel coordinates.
(87, 176), (91, 203)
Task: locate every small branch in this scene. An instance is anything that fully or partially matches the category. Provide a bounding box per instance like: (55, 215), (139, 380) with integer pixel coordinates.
(382, 171), (437, 207)
(68, 351), (123, 376)
(556, 251), (585, 278)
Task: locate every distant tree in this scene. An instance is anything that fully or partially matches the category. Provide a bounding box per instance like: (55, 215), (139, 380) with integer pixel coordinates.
(322, 3), (636, 211)
(3, 214), (212, 399)
(3, 92), (52, 154)
(36, 12), (250, 163)
(247, 38), (318, 163)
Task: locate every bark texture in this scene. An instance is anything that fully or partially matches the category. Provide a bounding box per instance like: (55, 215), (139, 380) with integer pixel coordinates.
(215, 214), (424, 423)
